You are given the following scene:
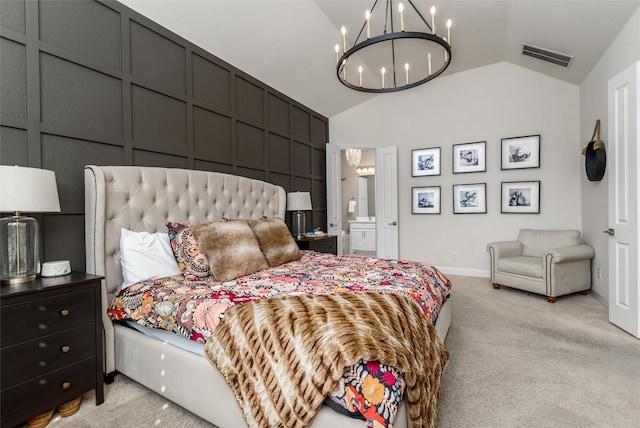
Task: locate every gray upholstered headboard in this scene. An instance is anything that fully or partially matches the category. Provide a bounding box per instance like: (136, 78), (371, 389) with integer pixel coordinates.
(84, 165), (286, 373)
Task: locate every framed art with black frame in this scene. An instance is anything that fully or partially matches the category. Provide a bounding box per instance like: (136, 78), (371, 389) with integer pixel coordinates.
(452, 141), (486, 173)
(412, 147), (441, 176)
(501, 181), (540, 213)
(412, 186), (441, 214)
(501, 135), (540, 170)
(453, 183), (486, 214)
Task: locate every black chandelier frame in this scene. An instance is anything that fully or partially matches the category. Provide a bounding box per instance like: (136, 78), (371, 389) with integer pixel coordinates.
(336, 0), (452, 93)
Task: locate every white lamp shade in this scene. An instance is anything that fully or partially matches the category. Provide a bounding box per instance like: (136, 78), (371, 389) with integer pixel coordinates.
(0, 165), (61, 213)
(286, 192), (312, 211)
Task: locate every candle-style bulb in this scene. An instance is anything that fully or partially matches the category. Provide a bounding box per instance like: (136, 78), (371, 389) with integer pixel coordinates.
(381, 67), (386, 88)
(430, 6), (436, 34)
(365, 10), (371, 39)
(399, 3), (405, 31)
(404, 63), (409, 85)
(358, 65), (363, 87)
(341, 26), (347, 53)
(447, 19), (452, 44)
(335, 44), (340, 64)
(428, 52), (432, 75)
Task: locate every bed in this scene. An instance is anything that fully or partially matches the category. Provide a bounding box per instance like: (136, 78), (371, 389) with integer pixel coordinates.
(84, 165), (452, 428)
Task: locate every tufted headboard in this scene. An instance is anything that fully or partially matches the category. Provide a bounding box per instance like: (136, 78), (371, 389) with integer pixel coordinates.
(84, 165), (286, 373)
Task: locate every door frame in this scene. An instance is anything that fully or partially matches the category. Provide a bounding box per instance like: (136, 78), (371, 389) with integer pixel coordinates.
(326, 143), (398, 258)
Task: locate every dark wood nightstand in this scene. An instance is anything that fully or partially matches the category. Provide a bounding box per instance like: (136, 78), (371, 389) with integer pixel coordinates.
(295, 235), (338, 255)
(0, 272), (104, 427)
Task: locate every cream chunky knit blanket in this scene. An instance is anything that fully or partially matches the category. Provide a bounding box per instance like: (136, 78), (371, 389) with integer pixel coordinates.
(204, 291), (449, 428)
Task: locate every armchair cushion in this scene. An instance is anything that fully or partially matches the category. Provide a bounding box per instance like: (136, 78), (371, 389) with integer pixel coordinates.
(518, 229), (581, 258)
(498, 256), (543, 278)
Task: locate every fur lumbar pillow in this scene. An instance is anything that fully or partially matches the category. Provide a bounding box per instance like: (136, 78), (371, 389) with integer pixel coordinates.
(191, 220), (269, 282)
(248, 217), (301, 267)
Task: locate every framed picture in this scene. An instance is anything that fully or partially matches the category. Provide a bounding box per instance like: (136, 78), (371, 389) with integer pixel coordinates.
(412, 147), (441, 176)
(453, 183), (486, 214)
(452, 141), (486, 173)
(412, 186), (441, 214)
(501, 181), (540, 213)
(501, 135), (540, 170)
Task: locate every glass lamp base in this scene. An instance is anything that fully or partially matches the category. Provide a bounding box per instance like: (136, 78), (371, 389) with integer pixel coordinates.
(0, 215), (39, 284)
(293, 211), (306, 239)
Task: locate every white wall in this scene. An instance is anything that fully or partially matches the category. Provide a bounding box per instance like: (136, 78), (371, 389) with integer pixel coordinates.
(331, 62), (582, 276)
(580, 8), (640, 304)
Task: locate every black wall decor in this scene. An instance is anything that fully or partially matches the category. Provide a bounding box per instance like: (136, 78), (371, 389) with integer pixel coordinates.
(0, 0), (328, 271)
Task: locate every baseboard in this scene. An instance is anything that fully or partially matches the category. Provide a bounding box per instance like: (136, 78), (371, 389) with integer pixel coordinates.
(590, 289), (608, 308)
(438, 266), (490, 278)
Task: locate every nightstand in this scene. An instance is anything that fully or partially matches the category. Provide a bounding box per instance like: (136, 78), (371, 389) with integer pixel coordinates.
(0, 272), (104, 427)
(295, 235), (338, 255)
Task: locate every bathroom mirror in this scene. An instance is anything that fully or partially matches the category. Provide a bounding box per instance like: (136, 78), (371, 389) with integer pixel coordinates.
(357, 175), (376, 218)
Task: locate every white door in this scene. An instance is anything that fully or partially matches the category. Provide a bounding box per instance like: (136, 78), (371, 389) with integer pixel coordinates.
(376, 146), (398, 259)
(326, 143), (342, 255)
(608, 61), (639, 338)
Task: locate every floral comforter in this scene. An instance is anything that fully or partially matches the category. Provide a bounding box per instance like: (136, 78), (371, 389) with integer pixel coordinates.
(108, 251), (451, 427)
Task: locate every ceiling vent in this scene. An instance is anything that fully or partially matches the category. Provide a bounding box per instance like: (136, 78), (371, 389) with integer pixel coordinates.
(522, 43), (574, 68)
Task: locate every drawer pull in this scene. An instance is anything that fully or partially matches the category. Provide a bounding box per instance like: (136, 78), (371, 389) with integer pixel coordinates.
(60, 309), (70, 316)
(61, 345), (71, 353)
(62, 382), (71, 389)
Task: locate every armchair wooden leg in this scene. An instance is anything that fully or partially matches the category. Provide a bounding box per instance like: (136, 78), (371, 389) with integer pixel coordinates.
(546, 296), (557, 303)
(492, 283), (501, 289)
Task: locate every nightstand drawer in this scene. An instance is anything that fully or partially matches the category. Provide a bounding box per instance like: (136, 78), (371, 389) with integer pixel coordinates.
(308, 238), (337, 254)
(295, 235), (338, 255)
(1, 324), (96, 388)
(1, 357), (96, 428)
(1, 289), (94, 347)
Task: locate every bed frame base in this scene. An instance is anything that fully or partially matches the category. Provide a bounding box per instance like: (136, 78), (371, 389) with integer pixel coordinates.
(113, 324), (411, 427)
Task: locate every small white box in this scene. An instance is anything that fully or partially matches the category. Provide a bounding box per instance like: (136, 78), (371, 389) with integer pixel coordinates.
(41, 260), (71, 277)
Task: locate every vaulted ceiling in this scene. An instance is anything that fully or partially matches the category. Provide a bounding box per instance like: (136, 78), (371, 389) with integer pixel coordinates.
(118, 0), (639, 117)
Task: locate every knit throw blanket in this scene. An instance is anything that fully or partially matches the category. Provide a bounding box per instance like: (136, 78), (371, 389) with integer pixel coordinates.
(204, 291), (449, 428)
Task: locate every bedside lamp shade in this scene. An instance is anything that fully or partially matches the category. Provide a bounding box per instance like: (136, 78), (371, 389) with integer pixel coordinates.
(0, 166), (61, 284)
(286, 192), (312, 239)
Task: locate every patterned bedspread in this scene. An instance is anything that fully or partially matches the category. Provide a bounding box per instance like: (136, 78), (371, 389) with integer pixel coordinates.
(108, 251), (451, 426)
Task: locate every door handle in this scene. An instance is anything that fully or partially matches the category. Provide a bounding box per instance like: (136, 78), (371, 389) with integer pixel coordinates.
(389, 221), (397, 226)
(603, 228), (615, 236)
(330, 223), (336, 227)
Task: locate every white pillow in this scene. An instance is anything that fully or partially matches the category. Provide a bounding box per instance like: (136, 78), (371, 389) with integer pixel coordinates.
(119, 228), (181, 290)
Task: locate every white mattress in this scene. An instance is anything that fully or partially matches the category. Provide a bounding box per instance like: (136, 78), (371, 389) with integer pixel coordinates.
(124, 296), (451, 356)
(125, 320), (206, 355)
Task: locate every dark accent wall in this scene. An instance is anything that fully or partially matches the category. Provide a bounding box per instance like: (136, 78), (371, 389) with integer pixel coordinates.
(0, 0), (328, 271)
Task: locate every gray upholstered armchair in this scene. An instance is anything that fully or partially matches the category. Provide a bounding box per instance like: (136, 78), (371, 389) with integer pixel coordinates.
(487, 229), (595, 303)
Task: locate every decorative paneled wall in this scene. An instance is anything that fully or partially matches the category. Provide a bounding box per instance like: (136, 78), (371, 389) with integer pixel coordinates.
(0, 0), (328, 271)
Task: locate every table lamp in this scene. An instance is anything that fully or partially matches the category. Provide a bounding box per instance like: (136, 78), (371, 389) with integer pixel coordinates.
(286, 192), (312, 239)
(0, 165), (61, 284)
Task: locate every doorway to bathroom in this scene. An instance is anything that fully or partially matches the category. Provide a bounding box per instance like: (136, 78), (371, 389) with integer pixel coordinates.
(326, 144), (398, 259)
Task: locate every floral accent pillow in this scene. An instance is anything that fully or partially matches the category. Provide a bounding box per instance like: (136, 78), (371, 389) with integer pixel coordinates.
(166, 222), (214, 281)
(326, 360), (406, 427)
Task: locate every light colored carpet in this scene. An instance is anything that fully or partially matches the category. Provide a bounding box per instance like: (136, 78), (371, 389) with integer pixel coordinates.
(34, 275), (640, 428)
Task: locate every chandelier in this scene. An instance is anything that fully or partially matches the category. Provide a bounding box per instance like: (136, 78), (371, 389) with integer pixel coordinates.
(334, 0), (452, 93)
(345, 148), (362, 166)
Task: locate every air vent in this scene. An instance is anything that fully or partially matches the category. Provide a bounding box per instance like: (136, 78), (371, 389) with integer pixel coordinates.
(522, 43), (574, 68)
